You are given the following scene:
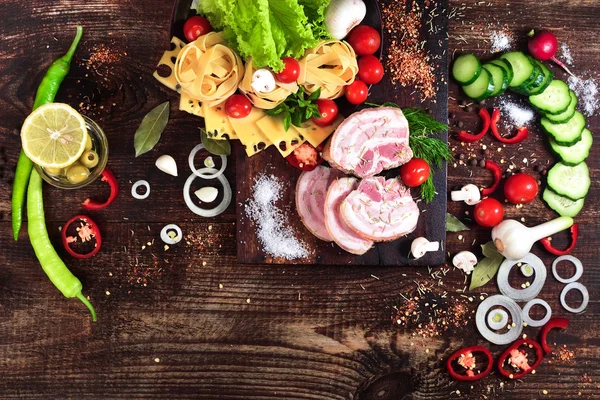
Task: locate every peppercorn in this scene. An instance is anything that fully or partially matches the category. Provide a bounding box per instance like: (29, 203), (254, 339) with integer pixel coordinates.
(458, 153), (465, 160)
(459, 100), (467, 106)
(468, 159), (477, 166)
(457, 121), (464, 128)
(466, 106), (473, 112)
(534, 165), (544, 172)
(479, 160), (486, 168)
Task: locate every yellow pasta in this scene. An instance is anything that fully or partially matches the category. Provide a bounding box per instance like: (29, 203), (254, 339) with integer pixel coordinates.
(298, 40), (358, 99)
(238, 58), (298, 110)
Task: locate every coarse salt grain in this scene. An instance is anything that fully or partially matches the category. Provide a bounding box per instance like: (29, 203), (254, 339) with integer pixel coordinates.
(490, 30), (513, 53)
(560, 43), (574, 66)
(245, 174), (309, 260)
(498, 100), (535, 129)
(568, 75), (598, 116)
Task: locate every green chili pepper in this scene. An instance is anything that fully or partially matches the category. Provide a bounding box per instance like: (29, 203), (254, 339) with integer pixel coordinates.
(27, 169), (96, 321)
(11, 26), (83, 240)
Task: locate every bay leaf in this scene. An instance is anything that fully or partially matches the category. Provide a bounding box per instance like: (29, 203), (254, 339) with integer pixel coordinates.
(446, 213), (470, 232)
(469, 255), (503, 291)
(481, 241), (503, 260)
(201, 128), (231, 156)
(134, 101), (170, 157)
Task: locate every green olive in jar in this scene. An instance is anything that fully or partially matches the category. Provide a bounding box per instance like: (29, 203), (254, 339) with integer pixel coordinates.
(85, 134), (93, 150)
(44, 166), (64, 176)
(79, 150), (99, 168)
(66, 163), (90, 184)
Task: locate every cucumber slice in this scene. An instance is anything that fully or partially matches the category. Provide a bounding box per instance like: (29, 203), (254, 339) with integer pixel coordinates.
(482, 63), (508, 97)
(501, 52), (535, 87)
(452, 54), (482, 85)
(526, 61), (554, 96)
(541, 111), (586, 146)
(549, 128), (593, 165)
(462, 68), (494, 101)
(547, 162), (590, 200)
(529, 80), (572, 114)
(543, 188), (585, 217)
(489, 59), (514, 86)
(511, 58), (543, 95)
(544, 90), (577, 123)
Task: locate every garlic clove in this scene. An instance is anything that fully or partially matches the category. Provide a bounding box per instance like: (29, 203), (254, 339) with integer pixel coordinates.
(194, 187), (219, 203)
(204, 156), (215, 168)
(155, 155), (178, 176)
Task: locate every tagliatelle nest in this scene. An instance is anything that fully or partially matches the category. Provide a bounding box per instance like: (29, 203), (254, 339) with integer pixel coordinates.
(298, 40), (358, 99)
(238, 58), (298, 110)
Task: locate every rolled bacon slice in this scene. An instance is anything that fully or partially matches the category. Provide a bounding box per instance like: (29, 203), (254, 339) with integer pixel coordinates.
(324, 177), (374, 255)
(296, 166), (343, 241)
(341, 177), (419, 241)
(322, 107), (413, 178)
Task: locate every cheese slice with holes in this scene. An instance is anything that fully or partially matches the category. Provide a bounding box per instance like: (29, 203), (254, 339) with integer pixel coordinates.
(293, 116), (344, 147)
(256, 115), (305, 157)
(179, 93), (203, 118)
(153, 37), (186, 92)
(231, 108), (273, 156)
(202, 103), (236, 140)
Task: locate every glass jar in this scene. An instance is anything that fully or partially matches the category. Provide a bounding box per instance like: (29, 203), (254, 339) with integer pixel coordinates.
(35, 115), (109, 189)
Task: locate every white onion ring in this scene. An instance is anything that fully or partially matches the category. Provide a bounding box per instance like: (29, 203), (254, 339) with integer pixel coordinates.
(522, 299), (552, 327)
(183, 168), (231, 217)
(487, 309), (509, 330)
(476, 295), (523, 345)
(497, 253), (546, 302)
(131, 180), (150, 200)
(552, 255), (583, 284)
(188, 144), (227, 179)
(520, 263), (534, 277)
(160, 224), (182, 245)
(560, 282), (589, 313)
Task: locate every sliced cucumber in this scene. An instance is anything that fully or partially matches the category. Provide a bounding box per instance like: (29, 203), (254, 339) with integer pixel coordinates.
(541, 111), (586, 146)
(482, 63), (508, 97)
(511, 58), (543, 95)
(489, 59), (514, 85)
(547, 162), (590, 200)
(529, 80), (571, 114)
(549, 128), (593, 165)
(543, 188), (585, 217)
(501, 52), (535, 87)
(452, 54), (482, 85)
(526, 61), (554, 96)
(462, 68), (494, 101)
(544, 90), (577, 123)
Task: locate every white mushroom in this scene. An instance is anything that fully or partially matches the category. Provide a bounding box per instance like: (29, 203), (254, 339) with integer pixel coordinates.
(453, 251), (478, 274)
(451, 184), (481, 205)
(324, 0), (367, 40)
(411, 237), (440, 260)
(251, 69), (276, 93)
(155, 155), (178, 177)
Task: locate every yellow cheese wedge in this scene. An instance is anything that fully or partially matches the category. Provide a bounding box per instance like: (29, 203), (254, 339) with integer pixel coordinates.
(153, 37), (186, 92)
(179, 93), (203, 118)
(292, 116), (344, 147)
(256, 115), (305, 157)
(202, 102), (236, 140)
(231, 108), (273, 156)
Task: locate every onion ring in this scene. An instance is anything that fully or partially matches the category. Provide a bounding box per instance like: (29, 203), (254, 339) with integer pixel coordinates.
(183, 168), (231, 217)
(160, 224), (182, 245)
(487, 309), (509, 331)
(131, 180), (150, 200)
(552, 255), (583, 284)
(497, 253), (546, 302)
(188, 144), (227, 180)
(521, 299), (552, 327)
(560, 282), (589, 313)
(476, 295), (523, 345)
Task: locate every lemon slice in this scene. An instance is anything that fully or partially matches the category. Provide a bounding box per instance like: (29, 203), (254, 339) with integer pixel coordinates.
(21, 103), (88, 169)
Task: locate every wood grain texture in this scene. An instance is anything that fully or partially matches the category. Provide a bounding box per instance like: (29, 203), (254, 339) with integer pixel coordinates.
(0, 0), (598, 399)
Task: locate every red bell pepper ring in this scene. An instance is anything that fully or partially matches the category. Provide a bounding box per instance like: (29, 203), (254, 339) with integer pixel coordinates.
(489, 108), (529, 144)
(540, 318), (569, 354)
(456, 108), (491, 143)
(82, 168), (119, 210)
(497, 339), (544, 379)
(285, 142), (325, 171)
(446, 345), (493, 381)
(481, 160), (502, 196)
(61, 215), (102, 259)
(540, 224), (579, 256)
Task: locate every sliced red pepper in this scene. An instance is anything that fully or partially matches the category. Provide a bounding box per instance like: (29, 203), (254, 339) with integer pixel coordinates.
(285, 142), (324, 171)
(490, 108), (529, 144)
(497, 339), (544, 380)
(61, 215), (102, 259)
(481, 160), (502, 196)
(540, 224), (579, 256)
(446, 345), (493, 381)
(82, 168), (119, 210)
(540, 318), (569, 354)
(456, 108), (491, 142)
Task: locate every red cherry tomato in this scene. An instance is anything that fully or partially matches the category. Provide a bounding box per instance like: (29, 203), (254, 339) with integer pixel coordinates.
(504, 173), (539, 204)
(285, 142), (324, 171)
(400, 158), (431, 187)
(311, 99), (339, 127)
(275, 57), (301, 83)
(474, 198), (504, 228)
(225, 94), (252, 119)
(345, 80), (369, 104)
(347, 25), (381, 56)
(357, 55), (384, 84)
(183, 16), (213, 42)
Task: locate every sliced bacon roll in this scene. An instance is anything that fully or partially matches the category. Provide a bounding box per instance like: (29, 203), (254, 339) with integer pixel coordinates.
(296, 166), (343, 241)
(341, 176), (419, 241)
(324, 177), (374, 255)
(322, 107), (413, 178)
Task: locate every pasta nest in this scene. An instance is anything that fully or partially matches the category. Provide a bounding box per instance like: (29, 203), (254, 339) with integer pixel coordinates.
(238, 58), (298, 110)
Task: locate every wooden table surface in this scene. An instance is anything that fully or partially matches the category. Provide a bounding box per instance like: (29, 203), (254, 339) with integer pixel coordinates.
(0, 0), (598, 399)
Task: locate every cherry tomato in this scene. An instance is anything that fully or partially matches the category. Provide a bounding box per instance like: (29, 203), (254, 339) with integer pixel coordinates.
(275, 57), (301, 83)
(183, 16), (213, 42)
(357, 55), (384, 84)
(345, 80), (369, 104)
(311, 99), (339, 127)
(504, 173), (539, 204)
(285, 142), (324, 171)
(225, 94), (252, 119)
(474, 198), (504, 228)
(347, 25), (381, 56)
(400, 158), (430, 187)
